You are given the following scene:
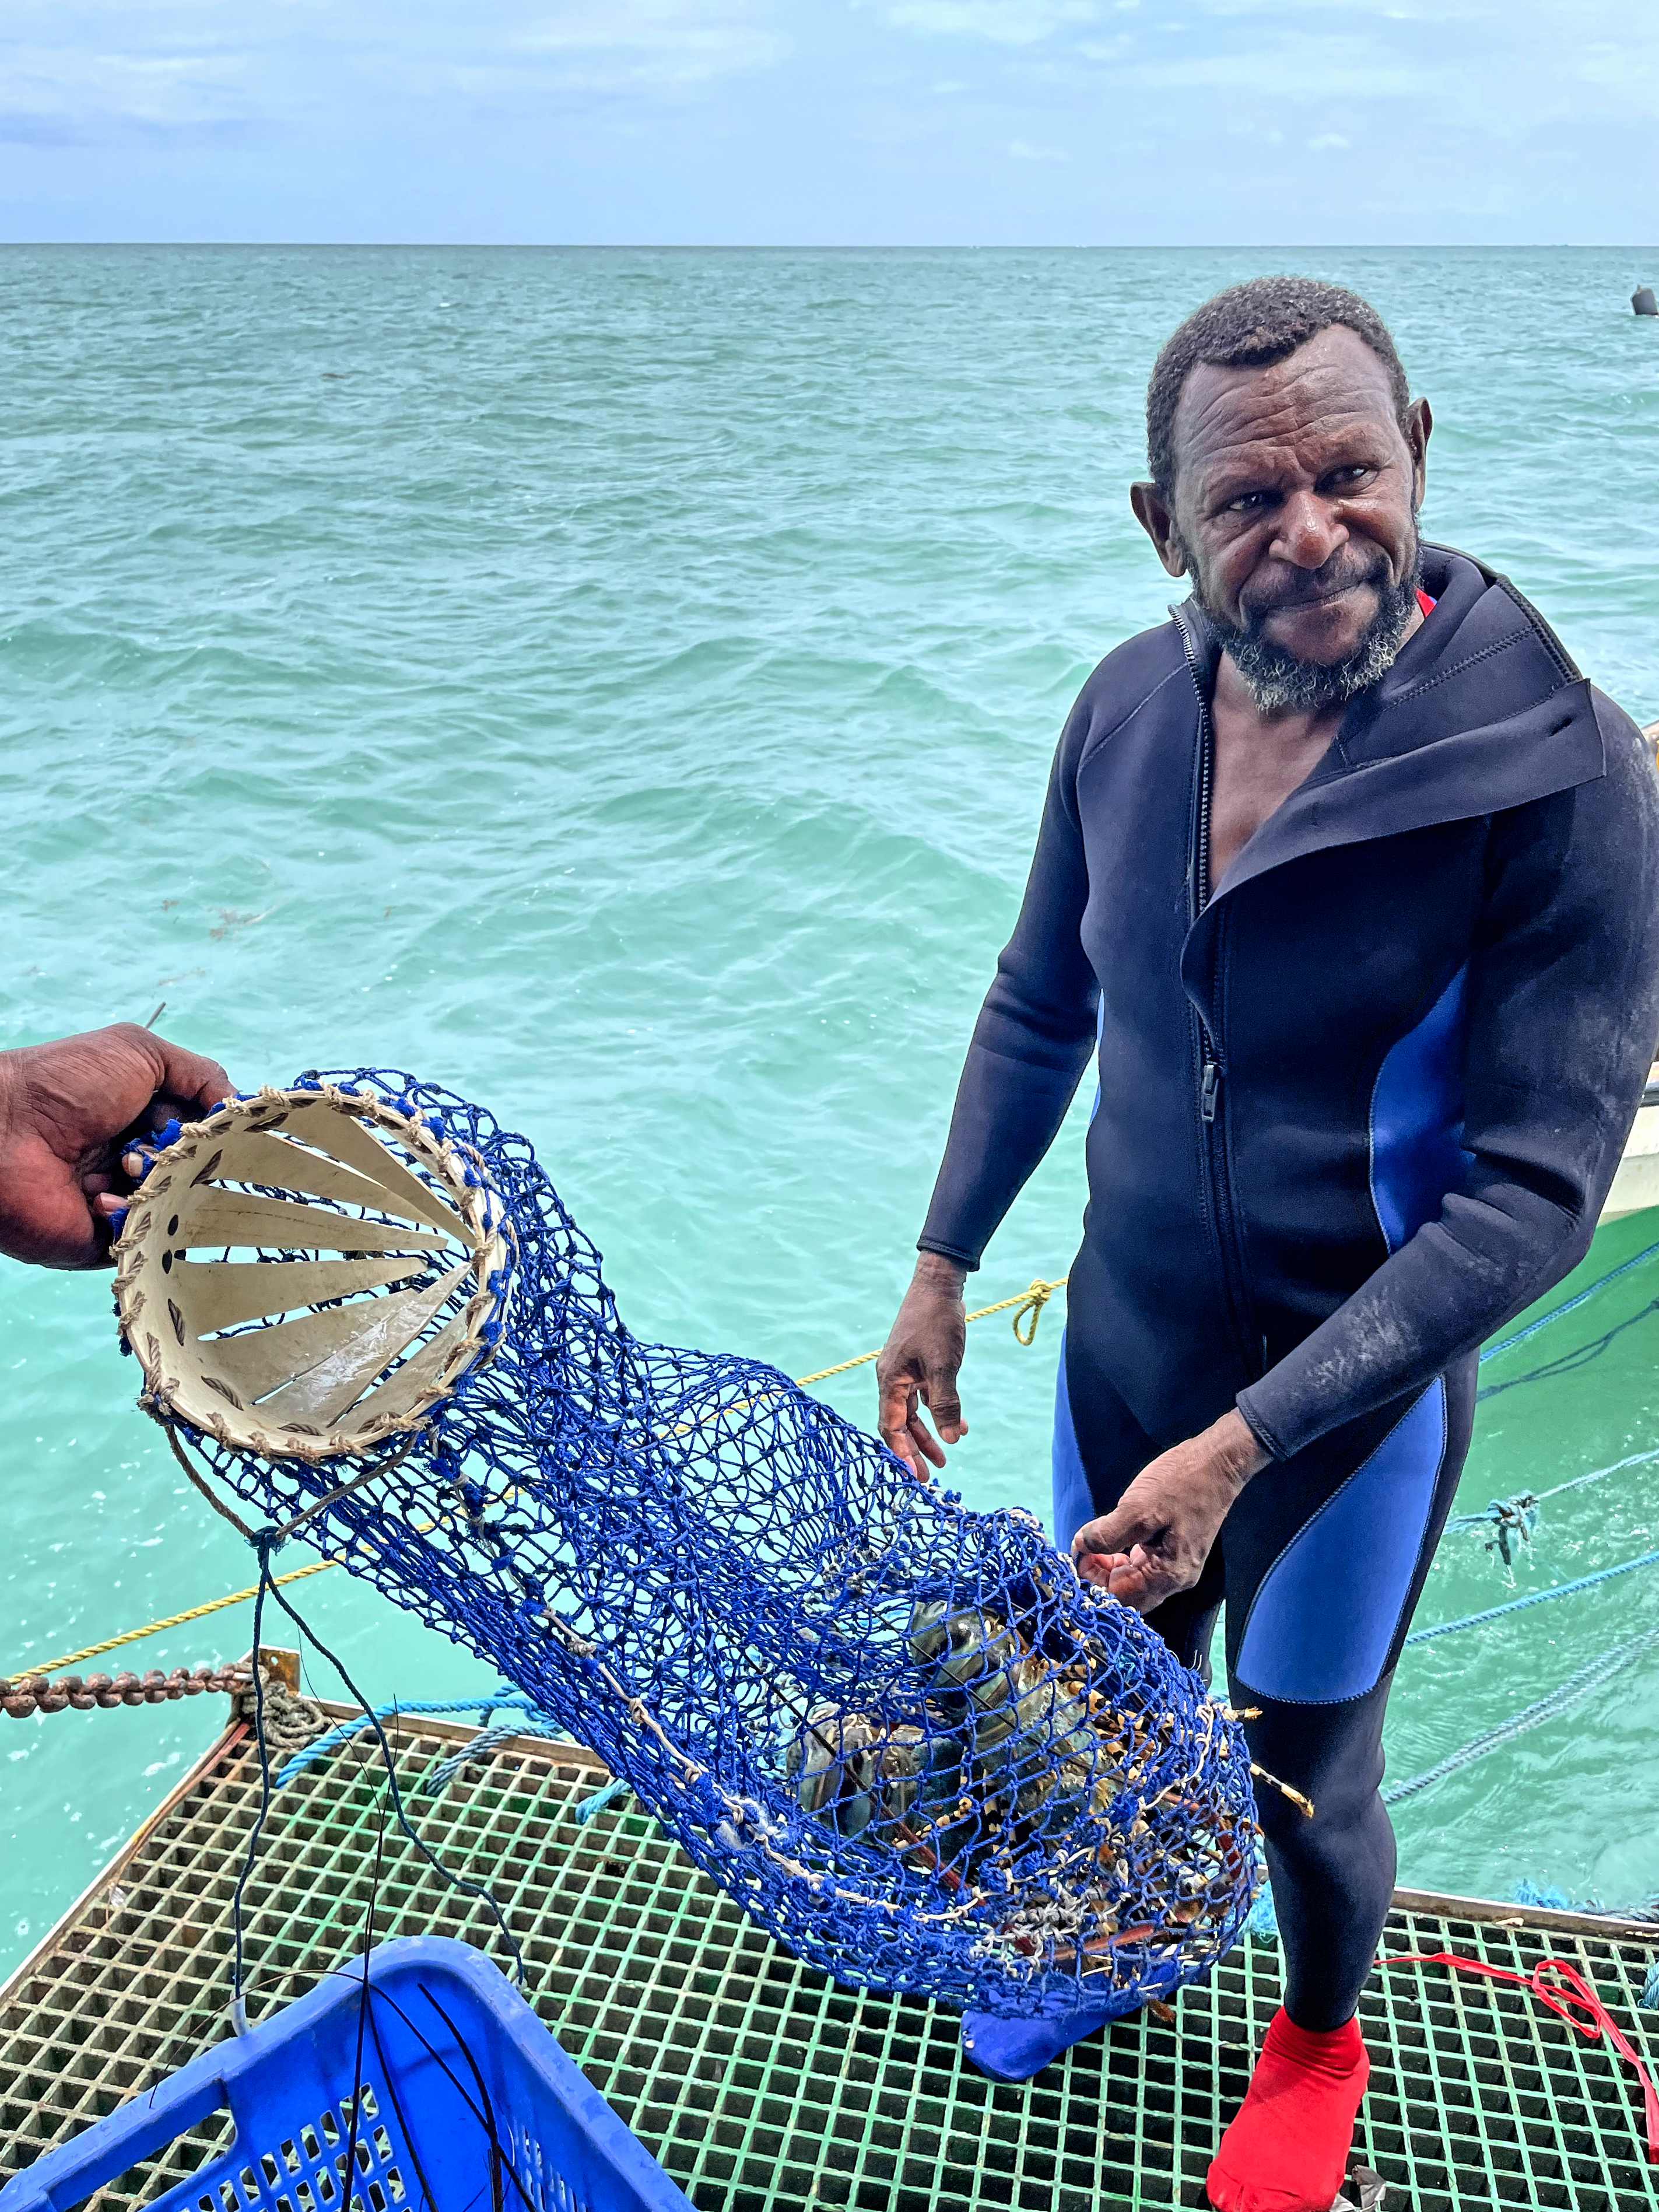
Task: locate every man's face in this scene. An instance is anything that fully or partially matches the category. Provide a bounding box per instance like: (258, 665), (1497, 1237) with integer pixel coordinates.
(1135, 327), (1431, 713)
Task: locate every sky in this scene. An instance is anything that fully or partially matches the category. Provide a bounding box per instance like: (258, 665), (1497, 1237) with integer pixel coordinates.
(1, 0), (1657, 246)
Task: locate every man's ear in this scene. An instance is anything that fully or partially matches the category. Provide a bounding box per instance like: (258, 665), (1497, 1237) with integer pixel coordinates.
(1131, 480), (1188, 579)
(1404, 398), (1432, 511)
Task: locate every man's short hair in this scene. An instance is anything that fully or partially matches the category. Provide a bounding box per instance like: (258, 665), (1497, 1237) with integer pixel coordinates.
(1146, 276), (1412, 497)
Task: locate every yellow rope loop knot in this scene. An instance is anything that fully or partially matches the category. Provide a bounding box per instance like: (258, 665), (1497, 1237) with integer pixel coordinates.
(1011, 1277), (1061, 1347)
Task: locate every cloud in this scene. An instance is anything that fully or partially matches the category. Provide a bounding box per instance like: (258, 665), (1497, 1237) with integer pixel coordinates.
(3, 39), (255, 138)
(874, 0), (1659, 127)
(4, 0), (1659, 239)
(879, 0), (1095, 45)
(0, 0), (790, 143)
(1114, 43), (1422, 98)
(514, 1), (785, 89)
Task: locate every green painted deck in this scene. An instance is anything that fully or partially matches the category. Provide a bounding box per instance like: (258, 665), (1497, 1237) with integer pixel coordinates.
(3, 1710), (1657, 2210)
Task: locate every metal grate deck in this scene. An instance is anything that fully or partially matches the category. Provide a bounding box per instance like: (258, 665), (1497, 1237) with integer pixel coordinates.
(3, 1712), (1658, 2210)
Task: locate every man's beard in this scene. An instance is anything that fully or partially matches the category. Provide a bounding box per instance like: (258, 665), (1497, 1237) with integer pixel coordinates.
(1181, 532), (1422, 714)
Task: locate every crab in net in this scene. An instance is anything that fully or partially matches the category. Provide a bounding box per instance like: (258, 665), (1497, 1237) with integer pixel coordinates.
(113, 1070), (1264, 2019)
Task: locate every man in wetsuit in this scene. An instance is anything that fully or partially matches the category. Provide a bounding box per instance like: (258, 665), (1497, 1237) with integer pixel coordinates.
(875, 277), (1659, 2212)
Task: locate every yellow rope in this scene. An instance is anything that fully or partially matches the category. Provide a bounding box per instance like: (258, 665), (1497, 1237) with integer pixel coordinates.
(24, 1557), (338, 1677)
(16, 1271), (1069, 1680)
(795, 1276), (1068, 1382)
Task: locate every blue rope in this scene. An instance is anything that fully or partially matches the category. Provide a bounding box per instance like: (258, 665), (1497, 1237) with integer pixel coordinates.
(1443, 1446), (1659, 1571)
(1512, 1879), (1580, 1911)
(573, 1775), (634, 1824)
(1478, 1235), (1659, 1366)
(1383, 1621), (1659, 1806)
(1475, 1297), (1659, 1404)
(276, 1691), (555, 1788)
(281, 1685), (602, 1805)
(1244, 1887), (1279, 1947)
(1405, 1547), (1659, 1647)
(1527, 1443), (1659, 1507)
(423, 1714), (566, 1797)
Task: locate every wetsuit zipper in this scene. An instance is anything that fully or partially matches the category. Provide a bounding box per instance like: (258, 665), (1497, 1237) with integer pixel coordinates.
(1176, 609), (1261, 1376)
(1192, 705), (1220, 1109)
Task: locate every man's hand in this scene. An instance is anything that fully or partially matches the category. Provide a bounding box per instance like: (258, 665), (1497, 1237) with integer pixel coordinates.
(876, 1252), (969, 1478)
(1072, 1408), (1269, 1611)
(0, 1025), (234, 1270)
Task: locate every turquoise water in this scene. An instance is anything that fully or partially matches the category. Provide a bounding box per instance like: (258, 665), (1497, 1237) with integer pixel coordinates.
(4, 244), (1659, 1979)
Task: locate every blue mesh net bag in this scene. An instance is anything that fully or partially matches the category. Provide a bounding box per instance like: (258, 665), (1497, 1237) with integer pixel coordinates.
(113, 1070), (1262, 2018)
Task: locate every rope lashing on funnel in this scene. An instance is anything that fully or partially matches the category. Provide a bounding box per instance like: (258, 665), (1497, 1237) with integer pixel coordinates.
(131, 1070), (1258, 2022)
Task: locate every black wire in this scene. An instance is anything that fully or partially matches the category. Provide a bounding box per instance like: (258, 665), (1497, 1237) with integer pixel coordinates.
(339, 1780), (390, 2212)
(254, 1555), (526, 1983)
(364, 1992), (442, 2212)
(351, 1981), (542, 2212)
(228, 1530), (282, 2016)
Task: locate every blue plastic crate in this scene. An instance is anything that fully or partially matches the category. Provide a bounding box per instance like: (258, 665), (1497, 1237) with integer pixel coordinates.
(2, 1938), (693, 2212)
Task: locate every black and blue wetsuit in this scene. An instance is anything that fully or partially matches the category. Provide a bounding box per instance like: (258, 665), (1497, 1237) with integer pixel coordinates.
(918, 546), (1659, 2045)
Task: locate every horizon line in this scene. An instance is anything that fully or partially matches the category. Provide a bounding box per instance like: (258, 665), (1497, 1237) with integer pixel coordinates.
(1, 238), (1653, 254)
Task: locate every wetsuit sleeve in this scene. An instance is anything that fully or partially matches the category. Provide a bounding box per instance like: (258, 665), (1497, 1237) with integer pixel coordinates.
(917, 714), (1101, 1270)
(1238, 697), (1659, 1461)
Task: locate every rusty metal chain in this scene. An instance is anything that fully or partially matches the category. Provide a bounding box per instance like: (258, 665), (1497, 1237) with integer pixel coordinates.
(1, 1661), (252, 1716)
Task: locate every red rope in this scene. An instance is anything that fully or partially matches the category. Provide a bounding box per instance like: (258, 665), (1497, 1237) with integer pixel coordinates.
(1380, 1950), (1659, 2164)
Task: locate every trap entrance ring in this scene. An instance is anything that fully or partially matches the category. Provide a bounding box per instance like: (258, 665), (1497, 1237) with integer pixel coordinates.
(113, 1086), (511, 1464)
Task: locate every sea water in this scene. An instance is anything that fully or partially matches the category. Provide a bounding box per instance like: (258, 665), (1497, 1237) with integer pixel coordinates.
(3, 245), (1659, 1978)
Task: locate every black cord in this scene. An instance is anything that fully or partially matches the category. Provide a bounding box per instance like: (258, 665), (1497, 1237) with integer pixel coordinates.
(227, 1530), (282, 2025)
(254, 1549), (525, 1982)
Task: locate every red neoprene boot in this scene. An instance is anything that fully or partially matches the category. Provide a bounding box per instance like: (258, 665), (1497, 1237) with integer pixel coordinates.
(1206, 2007), (1370, 2212)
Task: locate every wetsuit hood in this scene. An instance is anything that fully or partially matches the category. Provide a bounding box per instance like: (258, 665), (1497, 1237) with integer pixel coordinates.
(1173, 542), (1605, 907)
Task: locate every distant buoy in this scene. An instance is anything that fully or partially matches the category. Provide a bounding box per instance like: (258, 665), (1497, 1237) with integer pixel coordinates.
(1634, 287), (1658, 317)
